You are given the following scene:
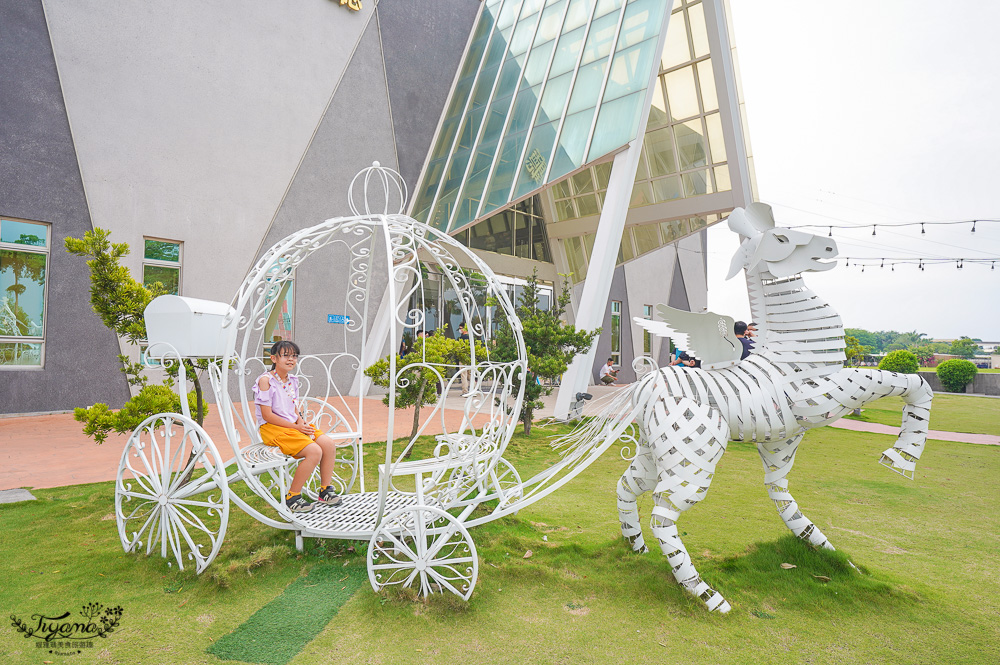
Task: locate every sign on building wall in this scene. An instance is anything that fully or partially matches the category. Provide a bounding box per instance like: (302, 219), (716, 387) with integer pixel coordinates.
(327, 314), (352, 324)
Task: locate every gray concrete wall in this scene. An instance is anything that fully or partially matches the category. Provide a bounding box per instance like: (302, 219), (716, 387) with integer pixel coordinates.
(42, 0), (377, 304)
(0, 0), (129, 414)
(918, 371), (1000, 396)
(377, 0), (481, 194)
(590, 266), (635, 384)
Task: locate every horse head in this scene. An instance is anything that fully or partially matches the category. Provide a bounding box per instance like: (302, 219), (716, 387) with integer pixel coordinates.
(725, 203), (838, 279)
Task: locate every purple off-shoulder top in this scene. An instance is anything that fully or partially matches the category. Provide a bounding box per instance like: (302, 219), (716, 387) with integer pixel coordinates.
(252, 372), (301, 428)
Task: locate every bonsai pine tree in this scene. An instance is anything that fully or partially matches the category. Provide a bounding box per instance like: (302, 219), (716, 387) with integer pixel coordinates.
(65, 228), (207, 443)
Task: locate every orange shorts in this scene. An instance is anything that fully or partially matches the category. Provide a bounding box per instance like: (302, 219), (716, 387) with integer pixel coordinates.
(259, 423), (326, 457)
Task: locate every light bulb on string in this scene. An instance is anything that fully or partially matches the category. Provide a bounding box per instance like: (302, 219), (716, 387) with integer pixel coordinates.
(828, 226), (833, 237)
(880, 259), (884, 268)
(972, 221), (977, 233)
(921, 223), (925, 234)
(872, 225), (877, 236)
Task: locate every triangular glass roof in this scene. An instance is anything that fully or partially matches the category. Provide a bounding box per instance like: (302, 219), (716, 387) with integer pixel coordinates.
(411, 0), (668, 233)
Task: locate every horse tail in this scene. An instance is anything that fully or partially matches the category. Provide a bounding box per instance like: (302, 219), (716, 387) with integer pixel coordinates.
(551, 374), (652, 459)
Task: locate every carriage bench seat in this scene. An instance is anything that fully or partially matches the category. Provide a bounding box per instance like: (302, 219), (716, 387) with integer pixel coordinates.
(241, 429), (361, 473)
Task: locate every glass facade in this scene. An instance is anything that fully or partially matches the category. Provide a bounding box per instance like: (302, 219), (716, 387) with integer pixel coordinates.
(454, 195), (553, 262)
(0, 218), (49, 367)
(562, 212), (721, 283)
(553, 0), (731, 224)
(412, 0), (668, 233)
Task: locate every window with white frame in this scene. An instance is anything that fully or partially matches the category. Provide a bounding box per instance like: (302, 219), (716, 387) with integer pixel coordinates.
(0, 217), (49, 367)
(142, 238), (182, 295)
(610, 299), (622, 366)
(643, 303), (652, 354)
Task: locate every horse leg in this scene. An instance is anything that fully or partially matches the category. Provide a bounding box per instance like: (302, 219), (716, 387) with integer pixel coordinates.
(617, 437), (657, 553)
(645, 397), (731, 612)
(757, 433), (835, 550)
(879, 373), (933, 478)
(829, 369), (934, 479)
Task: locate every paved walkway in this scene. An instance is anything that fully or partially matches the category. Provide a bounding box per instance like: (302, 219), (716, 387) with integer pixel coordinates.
(1, 384), (995, 493)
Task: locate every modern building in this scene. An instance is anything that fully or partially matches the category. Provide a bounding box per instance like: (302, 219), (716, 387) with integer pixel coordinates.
(0, 0), (754, 416)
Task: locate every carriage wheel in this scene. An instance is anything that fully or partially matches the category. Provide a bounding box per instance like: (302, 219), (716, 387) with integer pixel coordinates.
(368, 505), (478, 601)
(116, 413), (230, 574)
(490, 457), (523, 508)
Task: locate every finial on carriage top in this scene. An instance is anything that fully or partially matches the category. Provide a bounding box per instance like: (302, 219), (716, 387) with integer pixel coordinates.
(348, 161), (410, 217)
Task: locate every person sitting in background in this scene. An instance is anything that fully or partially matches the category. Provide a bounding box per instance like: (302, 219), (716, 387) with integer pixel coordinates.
(599, 358), (619, 385)
(734, 321), (752, 360)
(671, 351), (701, 368)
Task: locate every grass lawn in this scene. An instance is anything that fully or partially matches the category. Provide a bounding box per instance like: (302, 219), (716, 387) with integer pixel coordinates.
(843, 392), (1000, 435)
(2, 418), (998, 664)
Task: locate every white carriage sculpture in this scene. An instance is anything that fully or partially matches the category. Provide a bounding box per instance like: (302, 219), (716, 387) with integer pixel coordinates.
(114, 164), (610, 601)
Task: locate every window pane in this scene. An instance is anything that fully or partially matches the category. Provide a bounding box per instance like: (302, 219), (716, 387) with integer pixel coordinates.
(530, 216), (552, 262)
(572, 168), (595, 194)
(618, 0), (663, 48)
(0, 341), (42, 366)
(589, 91), (644, 160)
(687, 2), (710, 58)
(660, 8), (689, 70)
(484, 132), (527, 211)
(594, 161), (612, 190)
(697, 59), (718, 112)
(604, 37), (657, 101)
(508, 84), (542, 136)
(682, 168), (713, 196)
(594, 0), (623, 19)
(538, 72), (572, 124)
(705, 111), (727, 163)
(715, 165), (732, 192)
(513, 120), (559, 199)
(549, 106), (597, 180)
(660, 218), (690, 244)
(576, 193), (600, 217)
(1, 220), (48, 247)
(633, 223), (660, 255)
(563, 0), (596, 33)
(514, 214), (531, 258)
(264, 281), (294, 345)
(630, 181), (654, 207)
(509, 10), (541, 57)
(648, 79), (669, 128)
(580, 12), (619, 65)
(564, 236), (588, 283)
(550, 26), (585, 77)
(645, 126), (677, 176)
(567, 59), (607, 114)
(651, 175), (682, 202)
(522, 39), (555, 87)
(618, 233), (635, 263)
(143, 265), (180, 295)
(535, 0), (567, 45)
(665, 65), (699, 120)
(143, 239), (180, 262)
(0, 249), (47, 336)
(675, 119), (707, 169)
(555, 198), (577, 221)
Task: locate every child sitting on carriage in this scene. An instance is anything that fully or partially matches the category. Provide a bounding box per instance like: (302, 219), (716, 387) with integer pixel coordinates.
(254, 340), (343, 513)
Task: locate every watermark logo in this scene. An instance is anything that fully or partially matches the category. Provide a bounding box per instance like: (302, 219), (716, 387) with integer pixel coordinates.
(10, 602), (123, 656)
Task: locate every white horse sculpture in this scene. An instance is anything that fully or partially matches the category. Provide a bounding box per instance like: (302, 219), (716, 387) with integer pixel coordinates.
(559, 203), (932, 613)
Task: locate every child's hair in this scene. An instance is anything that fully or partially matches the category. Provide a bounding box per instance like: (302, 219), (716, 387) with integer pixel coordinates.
(269, 340), (301, 370)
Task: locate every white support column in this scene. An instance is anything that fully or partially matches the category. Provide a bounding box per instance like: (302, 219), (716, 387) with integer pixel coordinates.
(554, 4), (674, 419)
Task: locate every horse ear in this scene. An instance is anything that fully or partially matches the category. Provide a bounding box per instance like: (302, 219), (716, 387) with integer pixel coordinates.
(726, 208), (757, 238)
(745, 202), (776, 232)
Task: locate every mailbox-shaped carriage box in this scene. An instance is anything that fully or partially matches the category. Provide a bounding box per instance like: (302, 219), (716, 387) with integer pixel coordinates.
(144, 295), (236, 358)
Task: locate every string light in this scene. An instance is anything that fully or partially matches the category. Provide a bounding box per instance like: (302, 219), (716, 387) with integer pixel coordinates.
(841, 256), (1000, 271)
(785, 218), (1000, 234)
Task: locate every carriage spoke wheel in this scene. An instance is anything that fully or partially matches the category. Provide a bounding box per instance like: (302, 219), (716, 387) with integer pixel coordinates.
(368, 505), (478, 601)
(116, 413), (230, 574)
(489, 457), (523, 508)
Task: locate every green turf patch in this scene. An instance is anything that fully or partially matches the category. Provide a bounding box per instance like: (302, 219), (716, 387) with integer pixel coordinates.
(206, 563), (367, 665)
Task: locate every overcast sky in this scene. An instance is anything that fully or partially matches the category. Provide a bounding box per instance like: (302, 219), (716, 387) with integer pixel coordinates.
(705, 0), (1000, 341)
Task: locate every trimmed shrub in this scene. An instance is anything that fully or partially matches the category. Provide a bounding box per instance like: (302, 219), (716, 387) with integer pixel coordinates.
(936, 359), (978, 393)
(878, 349), (918, 374)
